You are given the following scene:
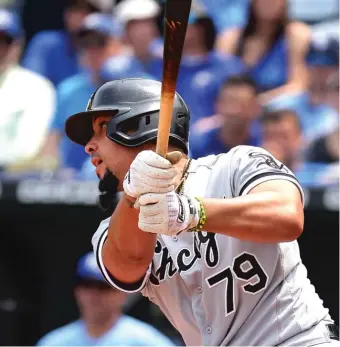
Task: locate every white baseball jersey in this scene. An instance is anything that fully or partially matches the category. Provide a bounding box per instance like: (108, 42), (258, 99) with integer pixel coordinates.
(92, 146), (332, 346)
(0, 66), (55, 165)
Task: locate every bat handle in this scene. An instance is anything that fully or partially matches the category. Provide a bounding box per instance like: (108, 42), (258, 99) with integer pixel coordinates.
(156, 143), (168, 158)
(156, 92), (175, 157)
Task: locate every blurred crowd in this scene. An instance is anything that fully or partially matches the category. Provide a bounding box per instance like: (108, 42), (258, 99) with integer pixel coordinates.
(0, 0), (338, 345)
(0, 0), (339, 187)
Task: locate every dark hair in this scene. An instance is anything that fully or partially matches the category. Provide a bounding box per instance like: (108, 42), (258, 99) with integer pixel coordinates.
(222, 74), (258, 93)
(237, 0), (289, 57)
(68, 0), (98, 13)
(195, 17), (217, 52)
(260, 109), (302, 131)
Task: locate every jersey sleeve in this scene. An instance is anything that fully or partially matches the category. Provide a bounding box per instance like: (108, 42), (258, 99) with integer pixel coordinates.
(229, 146), (304, 203)
(92, 217), (152, 293)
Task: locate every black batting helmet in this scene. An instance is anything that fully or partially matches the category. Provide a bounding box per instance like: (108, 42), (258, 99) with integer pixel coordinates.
(65, 78), (190, 154)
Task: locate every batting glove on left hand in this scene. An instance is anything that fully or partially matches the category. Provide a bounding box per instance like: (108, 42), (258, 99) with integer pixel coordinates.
(138, 192), (200, 236)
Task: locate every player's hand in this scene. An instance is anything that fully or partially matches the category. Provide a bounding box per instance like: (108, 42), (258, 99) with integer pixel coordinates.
(123, 150), (178, 199)
(137, 192), (200, 236)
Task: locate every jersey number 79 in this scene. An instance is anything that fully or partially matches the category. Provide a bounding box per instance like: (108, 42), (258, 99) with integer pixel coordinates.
(206, 252), (268, 316)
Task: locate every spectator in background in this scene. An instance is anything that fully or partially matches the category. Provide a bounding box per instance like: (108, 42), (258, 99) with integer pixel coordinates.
(259, 110), (303, 172)
(37, 13), (135, 172)
(190, 75), (261, 159)
(148, 3), (244, 123)
(303, 63), (339, 141)
(0, 9), (55, 169)
(197, 0), (249, 33)
(216, 0), (311, 105)
(160, 0), (249, 33)
(264, 62), (339, 145)
(22, 0), (114, 86)
(37, 252), (174, 346)
(259, 109), (339, 186)
(306, 127), (339, 164)
(114, 0), (161, 66)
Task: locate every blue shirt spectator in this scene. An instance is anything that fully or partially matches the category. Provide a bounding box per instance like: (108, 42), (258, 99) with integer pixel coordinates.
(22, 0), (117, 85)
(190, 75), (261, 158)
(199, 0), (249, 32)
(37, 316), (174, 346)
(187, 54), (245, 122)
(50, 73), (95, 170)
(215, 0), (311, 104)
(22, 30), (81, 86)
(148, 25), (244, 123)
(264, 92), (338, 141)
(22, 0), (103, 85)
(160, 0), (249, 32)
(36, 252), (174, 346)
(21, 0), (114, 85)
(247, 37), (288, 92)
(190, 124), (260, 159)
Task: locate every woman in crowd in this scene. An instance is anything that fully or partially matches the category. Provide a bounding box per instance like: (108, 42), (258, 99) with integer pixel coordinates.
(215, 0), (311, 104)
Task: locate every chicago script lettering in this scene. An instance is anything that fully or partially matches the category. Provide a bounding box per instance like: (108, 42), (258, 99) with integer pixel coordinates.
(151, 233), (219, 285)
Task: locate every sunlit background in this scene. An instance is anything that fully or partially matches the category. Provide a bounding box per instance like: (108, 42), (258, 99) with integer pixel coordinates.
(0, 0), (338, 345)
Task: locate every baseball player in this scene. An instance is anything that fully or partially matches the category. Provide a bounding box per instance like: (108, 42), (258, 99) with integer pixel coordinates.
(65, 78), (339, 346)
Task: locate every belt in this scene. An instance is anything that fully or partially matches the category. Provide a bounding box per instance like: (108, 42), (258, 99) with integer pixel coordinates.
(327, 324), (339, 341)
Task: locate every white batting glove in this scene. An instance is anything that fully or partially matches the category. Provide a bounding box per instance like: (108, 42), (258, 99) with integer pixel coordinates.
(123, 151), (177, 199)
(138, 192), (200, 236)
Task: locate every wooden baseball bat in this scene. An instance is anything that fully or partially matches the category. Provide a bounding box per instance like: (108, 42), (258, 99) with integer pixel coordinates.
(156, 0), (192, 157)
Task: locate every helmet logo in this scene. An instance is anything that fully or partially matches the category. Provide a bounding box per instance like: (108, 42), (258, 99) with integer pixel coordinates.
(86, 93), (95, 111)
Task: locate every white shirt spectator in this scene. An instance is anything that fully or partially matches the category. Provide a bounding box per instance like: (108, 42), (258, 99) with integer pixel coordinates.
(0, 66), (55, 166)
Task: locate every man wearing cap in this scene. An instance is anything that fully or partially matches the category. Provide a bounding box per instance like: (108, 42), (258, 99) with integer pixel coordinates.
(22, 0), (115, 86)
(36, 252), (174, 346)
(114, 0), (161, 66)
(0, 9), (55, 169)
(38, 12), (147, 172)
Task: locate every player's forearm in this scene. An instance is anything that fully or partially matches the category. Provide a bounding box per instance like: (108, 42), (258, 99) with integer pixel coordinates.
(103, 193), (157, 282)
(201, 192), (303, 243)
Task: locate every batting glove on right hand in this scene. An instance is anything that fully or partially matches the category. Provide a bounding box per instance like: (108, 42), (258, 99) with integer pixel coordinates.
(138, 191), (200, 236)
(123, 150), (178, 199)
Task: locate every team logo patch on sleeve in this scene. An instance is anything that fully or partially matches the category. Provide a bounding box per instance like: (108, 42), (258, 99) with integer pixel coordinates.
(249, 152), (288, 172)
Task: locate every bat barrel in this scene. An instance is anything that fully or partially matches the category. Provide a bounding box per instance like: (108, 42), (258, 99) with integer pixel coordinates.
(156, 0), (192, 157)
